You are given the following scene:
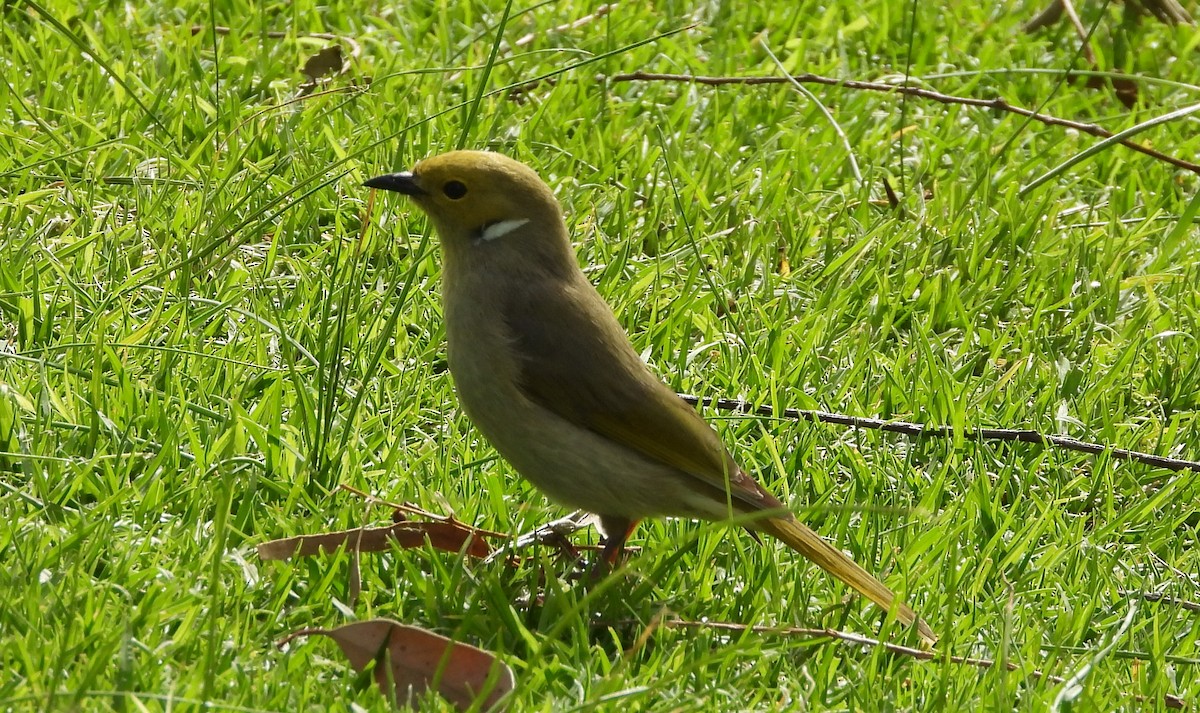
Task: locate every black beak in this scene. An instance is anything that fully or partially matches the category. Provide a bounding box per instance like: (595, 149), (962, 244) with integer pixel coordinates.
(363, 171), (426, 196)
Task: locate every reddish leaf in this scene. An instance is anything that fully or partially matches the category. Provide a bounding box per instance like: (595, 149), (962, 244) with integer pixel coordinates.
(282, 619), (514, 711)
(257, 521), (492, 561)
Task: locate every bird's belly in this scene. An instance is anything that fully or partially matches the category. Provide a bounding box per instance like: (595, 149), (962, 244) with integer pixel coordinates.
(447, 338), (701, 520)
(466, 391), (701, 518)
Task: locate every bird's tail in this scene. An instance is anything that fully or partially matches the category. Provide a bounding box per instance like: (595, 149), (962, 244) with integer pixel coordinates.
(756, 514), (937, 644)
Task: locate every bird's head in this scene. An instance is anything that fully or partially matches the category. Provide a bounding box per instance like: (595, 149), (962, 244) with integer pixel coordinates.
(365, 151), (571, 267)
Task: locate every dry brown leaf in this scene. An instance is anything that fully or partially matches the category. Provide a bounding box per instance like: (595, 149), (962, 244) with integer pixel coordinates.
(301, 45), (346, 82)
(1084, 72), (1140, 109)
(257, 521), (492, 561)
(282, 619), (514, 711)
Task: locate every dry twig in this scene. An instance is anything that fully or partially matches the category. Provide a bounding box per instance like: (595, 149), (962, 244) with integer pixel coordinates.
(609, 71), (1200, 175)
(679, 394), (1200, 473)
(514, 3), (616, 47)
(1058, 0), (1098, 65)
(1124, 591), (1200, 613)
(1024, 0), (1193, 29)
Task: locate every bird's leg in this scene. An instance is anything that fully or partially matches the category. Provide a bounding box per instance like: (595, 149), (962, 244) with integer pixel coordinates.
(590, 515), (638, 578)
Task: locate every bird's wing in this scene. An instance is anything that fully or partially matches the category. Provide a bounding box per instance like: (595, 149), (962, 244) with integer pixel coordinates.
(503, 278), (779, 513)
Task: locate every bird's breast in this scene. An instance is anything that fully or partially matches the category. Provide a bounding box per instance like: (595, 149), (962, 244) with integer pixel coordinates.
(441, 275), (708, 519)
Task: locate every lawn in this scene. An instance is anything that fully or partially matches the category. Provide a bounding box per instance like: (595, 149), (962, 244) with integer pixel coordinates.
(2, 0), (1199, 710)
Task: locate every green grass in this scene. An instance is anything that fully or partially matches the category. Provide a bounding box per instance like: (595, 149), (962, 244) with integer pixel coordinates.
(3, 0), (1200, 709)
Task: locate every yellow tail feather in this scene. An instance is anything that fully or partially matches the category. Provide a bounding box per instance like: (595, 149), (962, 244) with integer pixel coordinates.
(757, 515), (937, 644)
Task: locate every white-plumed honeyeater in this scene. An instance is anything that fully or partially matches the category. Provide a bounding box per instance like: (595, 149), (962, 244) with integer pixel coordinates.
(366, 150), (934, 643)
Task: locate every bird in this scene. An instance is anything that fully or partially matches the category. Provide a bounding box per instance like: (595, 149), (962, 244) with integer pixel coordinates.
(365, 150), (935, 643)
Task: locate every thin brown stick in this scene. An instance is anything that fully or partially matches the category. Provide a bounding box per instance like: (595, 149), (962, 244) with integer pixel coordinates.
(1058, 0), (1097, 65)
(1123, 591), (1200, 613)
(1024, 0), (1193, 28)
(1140, 0), (1195, 24)
(609, 72), (1200, 175)
(648, 618), (1186, 709)
(1023, 1), (1065, 31)
(678, 394), (1200, 473)
(514, 3), (616, 47)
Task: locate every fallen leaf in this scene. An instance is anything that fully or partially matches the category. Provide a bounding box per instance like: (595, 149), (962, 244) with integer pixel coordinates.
(301, 45), (346, 82)
(1084, 72), (1140, 109)
(257, 521), (492, 561)
(282, 619), (514, 711)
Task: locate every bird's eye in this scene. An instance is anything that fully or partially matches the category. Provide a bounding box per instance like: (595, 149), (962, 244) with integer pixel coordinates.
(443, 180), (468, 199)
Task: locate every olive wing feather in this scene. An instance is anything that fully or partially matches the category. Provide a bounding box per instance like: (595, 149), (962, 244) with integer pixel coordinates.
(501, 280), (777, 511)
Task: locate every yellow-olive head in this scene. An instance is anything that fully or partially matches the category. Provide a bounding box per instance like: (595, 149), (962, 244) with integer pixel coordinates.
(365, 151), (572, 266)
